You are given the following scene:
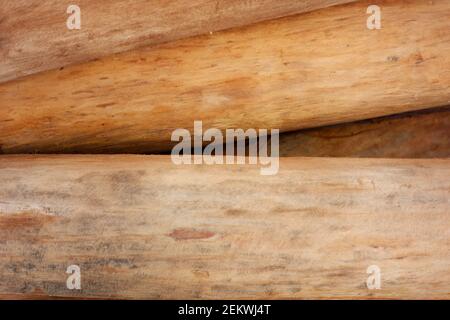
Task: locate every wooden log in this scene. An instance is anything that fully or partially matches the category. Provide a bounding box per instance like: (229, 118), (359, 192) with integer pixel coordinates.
(0, 155), (449, 299)
(278, 106), (450, 158)
(0, 0), (356, 83)
(1, 0), (450, 154)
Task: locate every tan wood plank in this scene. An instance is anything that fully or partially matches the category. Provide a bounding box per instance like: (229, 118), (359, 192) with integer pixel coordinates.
(0, 155), (449, 299)
(0, 0), (356, 83)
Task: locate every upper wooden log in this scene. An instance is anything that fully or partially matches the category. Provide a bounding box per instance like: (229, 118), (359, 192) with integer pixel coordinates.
(0, 0), (449, 154)
(0, 155), (449, 299)
(0, 0), (356, 83)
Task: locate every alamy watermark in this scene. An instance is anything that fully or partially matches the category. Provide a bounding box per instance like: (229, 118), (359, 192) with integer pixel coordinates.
(366, 265), (381, 290)
(66, 5), (81, 30)
(171, 121), (279, 175)
(367, 5), (381, 30)
(66, 264), (81, 290)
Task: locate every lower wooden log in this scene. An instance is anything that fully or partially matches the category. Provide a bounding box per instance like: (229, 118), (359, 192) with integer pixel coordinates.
(0, 155), (449, 299)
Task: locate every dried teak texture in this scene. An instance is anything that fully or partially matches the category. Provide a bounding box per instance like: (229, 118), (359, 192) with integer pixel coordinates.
(0, 0), (356, 82)
(0, 156), (449, 299)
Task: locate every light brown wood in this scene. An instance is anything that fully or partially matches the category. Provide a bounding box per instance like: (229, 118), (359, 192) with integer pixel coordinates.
(0, 0), (356, 83)
(0, 155), (449, 299)
(278, 106), (450, 158)
(1, 0), (449, 154)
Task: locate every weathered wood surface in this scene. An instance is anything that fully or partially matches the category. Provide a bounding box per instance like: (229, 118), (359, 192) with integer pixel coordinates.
(279, 106), (450, 158)
(0, 0), (449, 154)
(0, 0), (356, 83)
(0, 155), (449, 299)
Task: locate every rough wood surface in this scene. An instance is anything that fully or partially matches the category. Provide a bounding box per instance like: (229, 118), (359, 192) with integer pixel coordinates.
(1, 0), (449, 154)
(278, 106), (450, 158)
(0, 155), (449, 299)
(0, 0), (356, 83)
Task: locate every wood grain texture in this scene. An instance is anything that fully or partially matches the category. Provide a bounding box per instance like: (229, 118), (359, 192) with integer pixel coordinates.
(1, 0), (450, 154)
(0, 155), (449, 299)
(0, 0), (357, 83)
(278, 106), (450, 158)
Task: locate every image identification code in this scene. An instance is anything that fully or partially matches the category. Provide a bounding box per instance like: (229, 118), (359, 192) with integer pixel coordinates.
(178, 304), (271, 317)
